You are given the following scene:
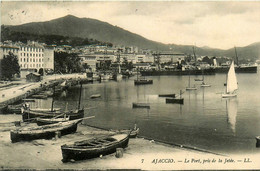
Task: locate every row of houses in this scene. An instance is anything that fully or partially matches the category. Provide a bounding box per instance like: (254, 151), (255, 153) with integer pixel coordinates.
(0, 41), (54, 78)
(79, 52), (187, 71)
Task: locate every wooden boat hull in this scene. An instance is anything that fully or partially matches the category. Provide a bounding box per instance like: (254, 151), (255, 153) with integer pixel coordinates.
(132, 103), (150, 109)
(256, 136), (260, 148)
(221, 93), (237, 98)
(36, 117), (70, 126)
(90, 94), (101, 99)
(10, 119), (82, 143)
(158, 94), (175, 98)
(134, 80), (153, 85)
(61, 133), (130, 162)
(6, 105), (22, 114)
(22, 109), (84, 122)
(200, 84), (211, 87)
(186, 87), (197, 90)
(31, 94), (48, 99)
(166, 98), (184, 104)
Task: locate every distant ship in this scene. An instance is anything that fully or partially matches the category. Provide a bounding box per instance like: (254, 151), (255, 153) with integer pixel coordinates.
(140, 68), (216, 76)
(214, 65), (257, 73)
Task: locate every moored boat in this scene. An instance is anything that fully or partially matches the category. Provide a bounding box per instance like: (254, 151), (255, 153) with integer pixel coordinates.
(61, 132), (130, 162)
(134, 79), (153, 85)
(222, 61), (238, 98)
(158, 94), (175, 98)
(90, 94), (101, 99)
(10, 119), (83, 143)
(166, 98), (184, 104)
(132, 103), (150, 109)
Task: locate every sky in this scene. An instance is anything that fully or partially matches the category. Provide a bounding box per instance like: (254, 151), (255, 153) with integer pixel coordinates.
(1, 1), (260, 50)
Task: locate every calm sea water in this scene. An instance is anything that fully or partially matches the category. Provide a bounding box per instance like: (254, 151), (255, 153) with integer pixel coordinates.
(36, 69), (260, 155)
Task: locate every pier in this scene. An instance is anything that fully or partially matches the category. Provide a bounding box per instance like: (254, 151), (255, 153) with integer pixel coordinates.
(0, 74), (87, 112)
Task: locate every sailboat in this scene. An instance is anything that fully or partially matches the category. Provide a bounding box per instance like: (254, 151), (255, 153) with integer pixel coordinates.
(134, 68), (153, 85)
(186, 73), (197, 90)
(200, 70), (211, 87)
(222, 61), (238, 98)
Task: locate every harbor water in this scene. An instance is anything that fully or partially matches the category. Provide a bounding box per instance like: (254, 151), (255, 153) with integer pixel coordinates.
(29, 72), (260, 155)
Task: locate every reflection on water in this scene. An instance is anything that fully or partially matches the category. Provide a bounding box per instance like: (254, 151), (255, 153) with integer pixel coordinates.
(226, 98), (238, 134)
(29, 73), (260, 154)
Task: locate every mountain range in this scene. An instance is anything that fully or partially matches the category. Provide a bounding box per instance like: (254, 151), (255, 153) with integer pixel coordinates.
(2, 15), (260, 61)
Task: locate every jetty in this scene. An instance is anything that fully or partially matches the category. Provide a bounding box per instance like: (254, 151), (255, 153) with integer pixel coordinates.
(0, 74), (87, 112)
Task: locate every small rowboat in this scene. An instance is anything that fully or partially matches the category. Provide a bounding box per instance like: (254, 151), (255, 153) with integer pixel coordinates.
(134, 79), (153, 85)
(10, 119), (83, 143)
(36, 115), (95, 126)
(256, 136), (260, 148)
(61, 133), (130, 162)
(132, 103), (150, 109)
(22, 109), (84, 122)
(90, 94), (101, 99)
(36, 116), (70, 126)
(166, 98), (184, 105)
(158, 94), (175, 98)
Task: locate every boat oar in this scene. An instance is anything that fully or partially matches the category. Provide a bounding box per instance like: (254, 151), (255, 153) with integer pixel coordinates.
(81, 116), (95, 120)
(84, 107), (97, 110)
(52, 112), (66, 119)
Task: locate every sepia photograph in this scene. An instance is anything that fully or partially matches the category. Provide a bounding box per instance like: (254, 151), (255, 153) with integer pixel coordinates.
(0, 1), (260, 170)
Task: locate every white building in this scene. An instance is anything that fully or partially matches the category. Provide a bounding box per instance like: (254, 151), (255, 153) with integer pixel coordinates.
(0, 41), (54, 79)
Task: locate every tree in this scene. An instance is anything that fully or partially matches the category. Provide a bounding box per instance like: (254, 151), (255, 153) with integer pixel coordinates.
(54, 51), (82, 73)
(1, 52), (20, 80)
(38, 68), (44, 76)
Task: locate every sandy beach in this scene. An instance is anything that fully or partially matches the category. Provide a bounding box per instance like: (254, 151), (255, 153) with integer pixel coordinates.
(0, 114), (259, 170)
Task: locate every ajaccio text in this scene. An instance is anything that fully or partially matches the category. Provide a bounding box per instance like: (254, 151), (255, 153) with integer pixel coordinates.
(151, 159), (174, 164)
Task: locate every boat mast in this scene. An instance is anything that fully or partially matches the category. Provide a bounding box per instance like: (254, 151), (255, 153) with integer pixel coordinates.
(192, 46), (197, 67)
(234, 47), (239, 66)
(225, 73), (228, 94)
(51, 86), (55, 112)
(78, 83), (82, 110)
(188, 73), (191, 88)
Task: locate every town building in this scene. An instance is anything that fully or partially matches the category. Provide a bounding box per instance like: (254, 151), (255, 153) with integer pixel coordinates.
(0, 41), (54, 79)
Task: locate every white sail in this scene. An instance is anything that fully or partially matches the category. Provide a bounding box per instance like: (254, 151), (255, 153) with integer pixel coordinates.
(118, 64), (121, 74)
(226, 61), (238, 94)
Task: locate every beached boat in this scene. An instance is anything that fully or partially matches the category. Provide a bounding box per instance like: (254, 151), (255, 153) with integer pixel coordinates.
(22, 99), (35, 102)
(111, 125), (140, 138)
(90, 94), (101, 99)
(132, 103), (150, 109)
(36, 115), (95, 126)
(22, 109), (84, 122)
(6, 104), (23, 114)
(36, 115), (70, 126)
(222, 61), (238, 98)
(31, 94), (48, 99)
(61, 132), (130, 162)
(10, 119), (83, 143)
(29, 108), (61, 112)
(121, 128), (139, 138)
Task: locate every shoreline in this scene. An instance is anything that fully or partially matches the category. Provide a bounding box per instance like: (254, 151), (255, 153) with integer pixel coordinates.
(0, 115), (259, 170)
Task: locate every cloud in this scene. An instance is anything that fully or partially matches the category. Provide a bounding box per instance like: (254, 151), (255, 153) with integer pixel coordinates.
(1, 1), (260, 49)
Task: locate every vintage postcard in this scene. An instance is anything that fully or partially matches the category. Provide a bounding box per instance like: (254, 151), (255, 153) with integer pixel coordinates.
(0, 1), (260, 170)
